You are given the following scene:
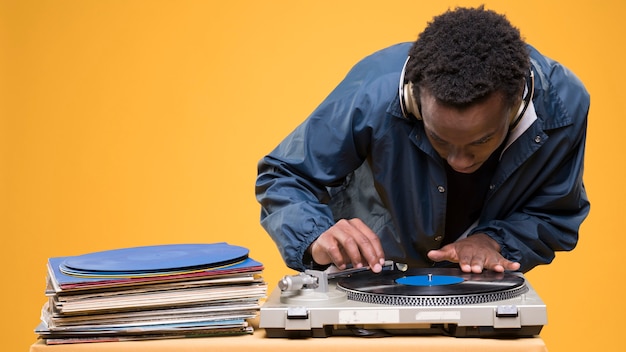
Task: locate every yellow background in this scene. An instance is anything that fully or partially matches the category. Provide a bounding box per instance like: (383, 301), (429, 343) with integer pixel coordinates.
(2, 0), (624, 351)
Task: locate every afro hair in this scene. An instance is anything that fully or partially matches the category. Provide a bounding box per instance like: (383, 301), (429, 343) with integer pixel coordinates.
(406, 6), (530, 107)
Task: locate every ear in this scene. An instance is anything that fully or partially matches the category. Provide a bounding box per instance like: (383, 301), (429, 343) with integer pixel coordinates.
(403, 82), (423, 120)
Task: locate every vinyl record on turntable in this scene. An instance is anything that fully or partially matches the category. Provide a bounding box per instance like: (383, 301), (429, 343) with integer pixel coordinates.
(60, 243), (249, 277)
(336, 268), (528, 306)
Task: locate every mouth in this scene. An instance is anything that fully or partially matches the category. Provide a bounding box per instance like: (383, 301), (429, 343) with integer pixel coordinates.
(450, 163), (482, 174)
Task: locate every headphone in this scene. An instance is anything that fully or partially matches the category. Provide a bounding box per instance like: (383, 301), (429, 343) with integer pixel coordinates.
(398, 56), (534, 130)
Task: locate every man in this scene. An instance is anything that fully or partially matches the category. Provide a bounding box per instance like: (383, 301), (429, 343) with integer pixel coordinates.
(255, 6), (589, 274)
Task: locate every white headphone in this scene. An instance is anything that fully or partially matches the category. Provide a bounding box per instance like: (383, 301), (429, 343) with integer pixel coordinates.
(398, 56), (534, 130)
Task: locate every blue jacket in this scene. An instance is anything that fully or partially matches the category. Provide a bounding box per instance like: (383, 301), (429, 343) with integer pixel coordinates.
(256, 42), (590, 273)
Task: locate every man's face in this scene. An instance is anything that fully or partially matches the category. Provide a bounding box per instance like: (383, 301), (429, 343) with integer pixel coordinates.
(419, 89), (514, 174)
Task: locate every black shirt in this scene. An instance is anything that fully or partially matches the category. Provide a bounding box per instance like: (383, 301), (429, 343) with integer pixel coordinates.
(441, 144), (504, 246)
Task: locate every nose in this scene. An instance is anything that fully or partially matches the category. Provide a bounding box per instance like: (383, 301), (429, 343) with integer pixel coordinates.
(446, 149), (475, 173)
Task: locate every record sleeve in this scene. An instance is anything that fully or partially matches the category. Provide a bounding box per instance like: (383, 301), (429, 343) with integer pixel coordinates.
(60, 243), (248, 276)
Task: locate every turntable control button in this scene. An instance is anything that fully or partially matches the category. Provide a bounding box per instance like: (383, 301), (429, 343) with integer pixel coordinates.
(287, 307), (309, 320)
(496, 305), (519, 318)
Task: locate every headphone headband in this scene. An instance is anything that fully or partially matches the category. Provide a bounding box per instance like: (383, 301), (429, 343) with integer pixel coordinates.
(399, 56), (534, 128)
(509, 69), (534, 130)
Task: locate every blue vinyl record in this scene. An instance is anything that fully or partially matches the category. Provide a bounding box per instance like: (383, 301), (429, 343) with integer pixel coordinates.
(60, 243), (249, 274)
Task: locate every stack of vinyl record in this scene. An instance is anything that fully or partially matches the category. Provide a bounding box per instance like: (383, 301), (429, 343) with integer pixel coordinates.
(35, 243), (267, 344)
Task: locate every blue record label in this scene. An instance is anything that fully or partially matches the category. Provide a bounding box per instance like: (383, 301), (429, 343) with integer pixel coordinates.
(396, 275), (465, 286)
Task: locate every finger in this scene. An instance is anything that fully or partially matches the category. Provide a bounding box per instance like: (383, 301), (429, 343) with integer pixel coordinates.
(484, 257), (505, 272)
(482, 254), (521, 273)
(317, 220), (372, 270)
(427, 245), (458, 262)
(506, 261), (521, 271)
(448, 241), (486, 273)
(427, 245), (478, 272)
(327, 219), (365, 269)
(458, 253), (481, 273)
(311, 231), (348, 269)
(333, 219), (383, 271)
(467, 252), (488, 273)
(493, 259), (521, 272)
(347, 219), (386, 272)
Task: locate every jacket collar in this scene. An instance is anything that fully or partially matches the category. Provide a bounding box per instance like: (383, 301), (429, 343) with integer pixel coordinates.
(501, 100), (537, 158)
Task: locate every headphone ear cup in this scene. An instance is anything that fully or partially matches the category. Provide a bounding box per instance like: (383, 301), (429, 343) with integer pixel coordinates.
(403, 82), (422, 120)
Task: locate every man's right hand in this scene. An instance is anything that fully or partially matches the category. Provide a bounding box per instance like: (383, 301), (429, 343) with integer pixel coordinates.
(309, 218), (386, 273)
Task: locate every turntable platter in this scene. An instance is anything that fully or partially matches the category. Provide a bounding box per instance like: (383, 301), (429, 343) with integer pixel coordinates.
(336, 268), (528, 306)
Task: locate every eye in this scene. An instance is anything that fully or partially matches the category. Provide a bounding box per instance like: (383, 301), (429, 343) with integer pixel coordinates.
(428, 131), (447, 145)
(470, 135), (494, 146)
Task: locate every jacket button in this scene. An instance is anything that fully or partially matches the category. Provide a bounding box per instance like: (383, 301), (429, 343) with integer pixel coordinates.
(489, 184), (495, 190)
(434, 235), (443, 242)
(437, 186), (445, 193)
(534, 135), (542, 143)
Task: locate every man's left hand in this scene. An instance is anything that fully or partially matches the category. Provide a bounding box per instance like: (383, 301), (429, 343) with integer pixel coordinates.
(426, 233), (521, 273)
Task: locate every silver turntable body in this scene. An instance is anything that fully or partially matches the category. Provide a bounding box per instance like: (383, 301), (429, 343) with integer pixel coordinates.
(259, 263), (547, 338)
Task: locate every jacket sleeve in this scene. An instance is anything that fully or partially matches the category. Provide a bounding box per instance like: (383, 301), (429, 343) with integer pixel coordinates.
(255, 66), (384, 272)
(472, 51), (590, 273)
(478, 130), (589, 273)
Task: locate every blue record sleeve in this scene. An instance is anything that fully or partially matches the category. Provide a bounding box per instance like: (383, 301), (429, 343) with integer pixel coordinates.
(61, 243), (249, 274)
(46, 243), (263, 291)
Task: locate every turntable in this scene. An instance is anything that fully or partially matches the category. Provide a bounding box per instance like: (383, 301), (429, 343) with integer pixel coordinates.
(259, 262), (546, 338)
